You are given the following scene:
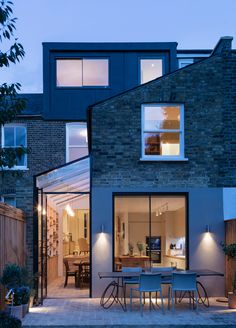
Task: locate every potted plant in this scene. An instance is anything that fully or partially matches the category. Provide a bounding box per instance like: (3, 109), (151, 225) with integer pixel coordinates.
(5, 288), (23, 320)
(0, 264), (32, 317)
(137, 241), (146, 256)
(0, 311), (22, 328)
(0, 264), (23, 289)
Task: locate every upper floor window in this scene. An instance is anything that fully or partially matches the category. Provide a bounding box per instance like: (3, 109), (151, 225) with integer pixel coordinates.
(1, 124), (27, 168)
(56, 59), (109, 87)
(140, 59), (163, 84)
(66, 123), (88, 162)
(141, 104), (184, 160)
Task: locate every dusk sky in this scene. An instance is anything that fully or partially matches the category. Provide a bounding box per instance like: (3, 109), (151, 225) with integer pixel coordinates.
(1, 0), (236, 93)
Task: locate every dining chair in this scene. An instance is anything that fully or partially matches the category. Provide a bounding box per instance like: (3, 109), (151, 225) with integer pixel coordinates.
(170, 272), (198, 313)
(151, 266), (175, 308)
(122, 267), (142, 308)
(79, 261), (90, 288)
(63, 258), (78, 287)
(130, 273), (164, 316)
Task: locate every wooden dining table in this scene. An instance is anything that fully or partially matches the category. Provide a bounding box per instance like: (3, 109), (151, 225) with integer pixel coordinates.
(98, 269), (224, 311)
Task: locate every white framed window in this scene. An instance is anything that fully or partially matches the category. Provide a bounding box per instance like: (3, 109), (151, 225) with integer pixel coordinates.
(140, 58), (163, 84)
(66, 123), (88, 162)
(141, 104), (185, 161)
(56, 58), (109, 87)
(1, 124), (27, 168)
(178, 58), (194, 69)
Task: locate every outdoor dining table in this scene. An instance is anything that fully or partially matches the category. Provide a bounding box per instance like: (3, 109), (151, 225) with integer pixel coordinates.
(98, 269), (224, 311)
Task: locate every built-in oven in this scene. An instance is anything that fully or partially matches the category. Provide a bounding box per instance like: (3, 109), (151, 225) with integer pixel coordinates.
(146, 236), (161, 263)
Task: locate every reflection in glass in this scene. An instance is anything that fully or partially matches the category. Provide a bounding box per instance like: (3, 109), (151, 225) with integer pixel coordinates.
(69, 148), (88, 162)
(68, 125), (88, 146)
(144, 106), (180, 130)
(4, 127), (14, 146)
(83, 59), (108, 86)
(57, 59), (82, 87)
(140, 59), (163, 84)
(56, 59), (108, 87)
(144, 132), (180, 156)
(67, 123), (88, 162)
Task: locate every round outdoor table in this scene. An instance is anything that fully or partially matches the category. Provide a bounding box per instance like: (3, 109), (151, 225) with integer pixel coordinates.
(73, 261), (90, 288)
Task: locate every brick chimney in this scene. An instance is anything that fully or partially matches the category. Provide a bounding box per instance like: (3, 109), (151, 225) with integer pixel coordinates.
(211, 36), (233, 57)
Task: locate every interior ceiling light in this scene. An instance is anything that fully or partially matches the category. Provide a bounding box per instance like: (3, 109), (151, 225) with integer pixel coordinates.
(156, 202), (168, 216)
(65, 204), (75, 217)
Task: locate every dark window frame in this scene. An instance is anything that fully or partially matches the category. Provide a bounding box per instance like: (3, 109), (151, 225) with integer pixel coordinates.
(55, 57), (110, 89)
(112, 192), (189, 272)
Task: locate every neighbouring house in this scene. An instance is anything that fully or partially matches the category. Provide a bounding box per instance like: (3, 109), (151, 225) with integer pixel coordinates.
(0, 37), (236, 302)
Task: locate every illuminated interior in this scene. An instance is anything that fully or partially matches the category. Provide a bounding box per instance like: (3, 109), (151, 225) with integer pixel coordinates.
(37, 157), (90, 300)
(56, 59), (109, 87)
(114, 195), (186, 271)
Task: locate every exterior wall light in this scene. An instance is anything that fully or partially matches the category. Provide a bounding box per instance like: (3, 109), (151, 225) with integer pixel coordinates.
(100, 224), (105, 233)
(205, 224), (210, 233)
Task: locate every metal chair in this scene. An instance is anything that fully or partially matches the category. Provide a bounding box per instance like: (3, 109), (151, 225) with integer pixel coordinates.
(151, 266), (175, 308)
(170, 272), (198, 313)
(63, 258), (78, 287)
(122, 267), (142, 308)
(130, 273), (164, 316)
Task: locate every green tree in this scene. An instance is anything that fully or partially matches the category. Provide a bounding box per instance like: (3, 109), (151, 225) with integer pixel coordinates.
(0, 0), (28, 170)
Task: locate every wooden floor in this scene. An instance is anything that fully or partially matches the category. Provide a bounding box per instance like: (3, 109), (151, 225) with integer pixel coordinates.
(47, 276), (89, 299)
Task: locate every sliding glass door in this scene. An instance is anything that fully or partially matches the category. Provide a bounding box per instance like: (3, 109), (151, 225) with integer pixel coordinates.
(114, 194), (187, 271)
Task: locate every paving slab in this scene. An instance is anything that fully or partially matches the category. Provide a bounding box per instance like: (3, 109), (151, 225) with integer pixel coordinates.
(22, 298), (236, 327)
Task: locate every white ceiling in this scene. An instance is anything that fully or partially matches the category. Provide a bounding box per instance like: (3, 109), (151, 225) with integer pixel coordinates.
(115, 196), (185, 214)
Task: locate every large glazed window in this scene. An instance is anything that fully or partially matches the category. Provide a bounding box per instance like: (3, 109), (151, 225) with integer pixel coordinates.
(66, 123), (88, 162)
(140, 59), (163, 84)
(1, 124), (27, 168)
(114, 195), (186, 271)
(56, 59), (109, 87)
(141, 104), (184, 160)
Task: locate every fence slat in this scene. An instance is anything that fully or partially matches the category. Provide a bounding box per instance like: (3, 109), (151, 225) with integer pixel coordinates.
(0, 203), (25, 309)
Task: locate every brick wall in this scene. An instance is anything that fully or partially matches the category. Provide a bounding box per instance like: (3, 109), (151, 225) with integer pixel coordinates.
(0, 118), (66, 272)
(91, 53), (236, 188)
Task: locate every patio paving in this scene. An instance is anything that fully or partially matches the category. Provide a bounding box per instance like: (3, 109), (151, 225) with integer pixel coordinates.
(22, 297), (236, 327)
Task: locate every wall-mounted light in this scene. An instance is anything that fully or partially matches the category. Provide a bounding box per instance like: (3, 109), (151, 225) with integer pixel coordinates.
(205, 224), (210, 233)
(100, 224), (105, 233)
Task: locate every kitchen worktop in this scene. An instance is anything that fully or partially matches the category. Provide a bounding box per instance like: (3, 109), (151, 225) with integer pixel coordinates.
(164, 254), (186, 260)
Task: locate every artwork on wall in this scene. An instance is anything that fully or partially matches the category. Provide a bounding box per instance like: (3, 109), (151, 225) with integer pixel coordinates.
(122, 222), (125, 239)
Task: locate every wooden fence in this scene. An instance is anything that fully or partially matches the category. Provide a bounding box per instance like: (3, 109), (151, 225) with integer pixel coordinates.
(225, 218), (236, 295)
(0, 203), (25, 309)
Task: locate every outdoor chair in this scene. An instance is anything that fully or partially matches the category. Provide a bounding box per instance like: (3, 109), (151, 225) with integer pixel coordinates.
(151, 266), (176, 309)
(170, 272), (198, 313)
(122, 267), (142, 308)
(130, 273), (164, 316)
(63, 258), (78, 288)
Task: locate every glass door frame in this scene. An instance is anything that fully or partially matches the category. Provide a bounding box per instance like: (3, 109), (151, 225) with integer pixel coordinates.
(112, 192), (189, 272)
(34, 189), (91, 305)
